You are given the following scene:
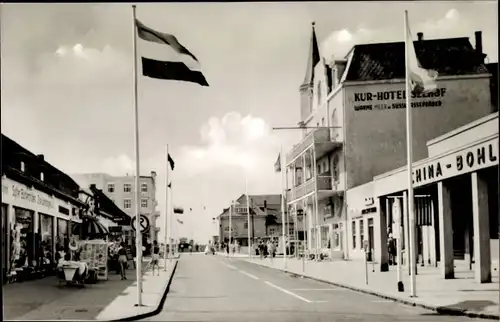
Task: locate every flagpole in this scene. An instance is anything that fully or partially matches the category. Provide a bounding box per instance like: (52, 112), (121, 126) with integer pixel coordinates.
(131, 5), (143, 307)
(246, 175), (251, 258)
(404, 10), (417, 297)
(164, 145), (169, 271)
(229, 200), (233, 251)
(169, 187), (174, 259)
(280, 144), (287, 269)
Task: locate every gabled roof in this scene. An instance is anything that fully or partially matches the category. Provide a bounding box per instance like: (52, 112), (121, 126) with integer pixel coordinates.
(345, 37), (488, 82)
(1, 133), (81, 200)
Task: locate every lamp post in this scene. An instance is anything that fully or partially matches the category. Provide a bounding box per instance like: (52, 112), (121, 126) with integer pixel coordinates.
(272, 125), (344, 263)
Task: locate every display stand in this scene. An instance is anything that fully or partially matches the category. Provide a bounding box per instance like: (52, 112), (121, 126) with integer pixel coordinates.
(79, 237), (109, 281)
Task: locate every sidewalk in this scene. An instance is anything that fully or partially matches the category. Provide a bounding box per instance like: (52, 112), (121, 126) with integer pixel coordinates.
(243, 257), (499, 320)
(96, 259), (178, 321)
(4, 258), (178, 321)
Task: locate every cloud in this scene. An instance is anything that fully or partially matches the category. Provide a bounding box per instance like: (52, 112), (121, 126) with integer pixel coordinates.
(176, 112), (280, 176)
(320, 8), (493, 62)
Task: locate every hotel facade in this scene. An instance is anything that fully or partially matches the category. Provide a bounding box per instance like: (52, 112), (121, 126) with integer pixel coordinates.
(284, 23), (498, 273)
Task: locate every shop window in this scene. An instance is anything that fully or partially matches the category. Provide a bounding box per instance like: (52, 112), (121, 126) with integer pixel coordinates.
(124, 199), (132, 209)
(2, 204), (8, 276)
(141, 198), (148, 208)
(108, 184), (115, 193)
(359, 219), (365, 249)
(124, 184), (132, 193)
(244, 222), (248, 229)
(141, 183), (148, 193)
(39, 213), (54, 265)
(13, 207), (34, 269)
(352, 220), (356, 249)
(56, 218), (69, 253)
(321, 226), (329, 248)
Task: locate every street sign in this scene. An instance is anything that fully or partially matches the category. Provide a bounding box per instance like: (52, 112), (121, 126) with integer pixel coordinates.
(131, 214), (150, 233)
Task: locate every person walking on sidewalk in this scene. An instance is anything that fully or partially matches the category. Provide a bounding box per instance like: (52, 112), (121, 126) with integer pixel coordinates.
(117, 242), (128, 280)
(151, 241), (160, 276)
(189, 244), (193, 255)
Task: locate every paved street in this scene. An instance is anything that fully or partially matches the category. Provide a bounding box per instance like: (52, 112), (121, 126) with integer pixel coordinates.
(146, 254), (485, 322)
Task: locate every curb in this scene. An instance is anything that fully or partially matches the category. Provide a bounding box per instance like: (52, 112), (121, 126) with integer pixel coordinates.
(245, 260), (499, 320)
(111, 260), (179, 322)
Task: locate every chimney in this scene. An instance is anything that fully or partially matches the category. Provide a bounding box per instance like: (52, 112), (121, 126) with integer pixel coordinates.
(150, 171), (157, 178)
(37, 154), (44, 161)
(475, 30), (483, 55)
(417, 32), (424, 41)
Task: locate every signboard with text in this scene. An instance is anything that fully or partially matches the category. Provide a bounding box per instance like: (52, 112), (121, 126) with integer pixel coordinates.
(412, 137), (498, 188)
(352, 88), (447, 112)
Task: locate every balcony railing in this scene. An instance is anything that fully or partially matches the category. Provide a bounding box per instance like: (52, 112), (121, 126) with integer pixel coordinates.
(286, 175), (333, 202)
(285, 128), (343, 165)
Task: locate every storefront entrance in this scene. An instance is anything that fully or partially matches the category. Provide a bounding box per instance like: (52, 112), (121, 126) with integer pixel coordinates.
(2, 204), (8, 282)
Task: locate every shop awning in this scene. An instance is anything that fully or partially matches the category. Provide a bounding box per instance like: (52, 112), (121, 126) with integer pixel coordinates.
(72, 214), (109, 237)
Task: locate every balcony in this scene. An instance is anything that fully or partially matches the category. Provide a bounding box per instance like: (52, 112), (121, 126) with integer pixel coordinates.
(285, 128), (343, 166)
(286, 175), (344, 204)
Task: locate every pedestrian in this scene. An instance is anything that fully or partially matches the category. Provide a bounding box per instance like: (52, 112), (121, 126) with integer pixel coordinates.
(150, 241), (160, 276)
(117, 242), (128, 280)
(225, 242), (230, 257)
(189, 244), (193, 255)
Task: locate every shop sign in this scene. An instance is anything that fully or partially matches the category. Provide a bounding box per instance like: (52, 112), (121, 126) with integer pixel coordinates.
(8, 183), (54, 209)
(412, 137), (498, 187)
(353, 88), (447, 112)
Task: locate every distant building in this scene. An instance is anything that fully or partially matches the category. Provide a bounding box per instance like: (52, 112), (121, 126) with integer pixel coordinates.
(71, 172), (160, 247)
(216, 194), (294, 246)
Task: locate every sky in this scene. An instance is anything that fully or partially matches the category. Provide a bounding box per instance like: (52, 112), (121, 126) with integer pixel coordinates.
(1, 2), (497, 243)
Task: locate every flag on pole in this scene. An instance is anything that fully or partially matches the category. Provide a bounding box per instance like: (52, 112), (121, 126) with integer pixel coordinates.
(168, 153), (175, 171)
(135, 19), (209, 86)
(177, 218), (184, 224)
(173, 207), (184, 214)
(405, 17), (437, 94)
(274, 153), (281, 173)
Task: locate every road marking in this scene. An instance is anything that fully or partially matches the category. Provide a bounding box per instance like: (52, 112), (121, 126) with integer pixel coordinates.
(239, 270), (259, 280)
(291, 288), (344, 291)
(220, 262), (237, 270)
(264, 281), (312, 303)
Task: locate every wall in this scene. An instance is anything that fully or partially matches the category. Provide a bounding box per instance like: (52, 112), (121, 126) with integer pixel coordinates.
(346, 181), (377, 260)
(344, 76), (492, 189)
(219, 215), (266, 240)
(427, 112), (498, 157)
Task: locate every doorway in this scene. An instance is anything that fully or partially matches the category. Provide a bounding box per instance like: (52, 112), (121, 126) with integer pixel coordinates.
(368, 218), (374, 262)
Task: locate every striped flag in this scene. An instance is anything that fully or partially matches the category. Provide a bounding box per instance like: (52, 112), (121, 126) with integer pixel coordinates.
(135, 19), (209, 87)
(405, 15), (437, 94)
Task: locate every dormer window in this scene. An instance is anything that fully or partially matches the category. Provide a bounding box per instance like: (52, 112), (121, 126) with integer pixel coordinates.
(40, 172), (44, 181)
(20, 161), (25, 172)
